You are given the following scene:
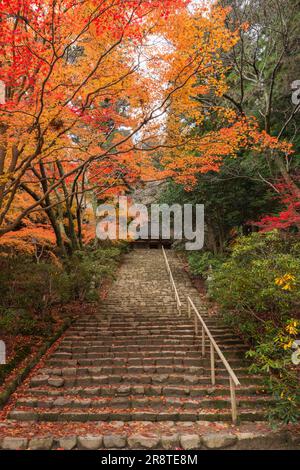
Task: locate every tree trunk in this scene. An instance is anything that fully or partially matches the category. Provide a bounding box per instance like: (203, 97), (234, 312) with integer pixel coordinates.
(56, 160), (80, 252)
(20, 182), (67, 257)
(206, 221), (218, 254)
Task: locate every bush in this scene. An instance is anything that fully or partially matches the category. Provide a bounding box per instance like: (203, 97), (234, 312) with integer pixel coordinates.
(0, 344), (32, 385)
(0, 309), (54, 336)
(0, 260), (65, 312)
(209, 231), (300, 321)
(63, 247), (121, 301)
(188, 251), (225, 278)
(246, 319), (300, 424)
(0, 246), (122, 315)
(209, 230), (300, 423)
(0, 310), (37, 335)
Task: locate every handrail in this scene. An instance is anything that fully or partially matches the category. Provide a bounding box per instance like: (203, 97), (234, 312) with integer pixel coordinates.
(161, 247), (240, 423)
(162, 246), (182, 314)
(187, 296), (240, 423)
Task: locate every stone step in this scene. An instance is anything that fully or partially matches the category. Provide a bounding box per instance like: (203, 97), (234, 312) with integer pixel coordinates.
(9, 408), (267, 422)
(45, 365), (250, 376)
(64, 329), (231, 338)
(48, 351), (216, 361)
(50, 350), (247, 361)
(2, 425), (292, 450)
(53, 343), (247, 352)
(66, 325), (230, 333)
(63, 327), (236, 335)
(47, 356), (250, 368)
(57, 340), (243, 349)
(38, 365), (251, 378)
(69, 327), (233, 336)
(63, 331), (240, 341)
(69, 325), (230, 334)
(30, 373), (263, 388)
(90, 321), (227, 329)
(16, 396), (272, 410)
(38, 365), (205, 376)
(23, 384), (267, 398)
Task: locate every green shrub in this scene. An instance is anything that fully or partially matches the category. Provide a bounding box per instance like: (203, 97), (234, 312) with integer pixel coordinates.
(0, 246), (122, 314)
(0, 260), (64, 312)
(209, 230), (300, 423)
(246, 319), (300, 424)
(0, 344), (32, 385)
(222, 311), (259, 344)
(0, 309), (54, 336)
(64, 247), (121, 301)
(209, 231), (300, 320)
(188, 251), (225, 278)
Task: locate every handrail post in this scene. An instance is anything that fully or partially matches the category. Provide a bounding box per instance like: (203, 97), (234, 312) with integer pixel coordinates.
(187, 298), (191, 318)
(194, 315), (198, 336)
(230, 377), (237, 424)
(202, 327), (205, 357)
(210, 342), (215, 386)
(162, 246), (182, 315)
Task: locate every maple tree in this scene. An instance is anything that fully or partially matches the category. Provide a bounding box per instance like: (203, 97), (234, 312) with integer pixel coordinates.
(0, 0), (203, 253)
(254, 179), (300, 232)
(0, 0), (298, 256)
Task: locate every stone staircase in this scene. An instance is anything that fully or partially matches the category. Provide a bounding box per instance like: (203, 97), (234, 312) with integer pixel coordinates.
(8, 248), (271, 427)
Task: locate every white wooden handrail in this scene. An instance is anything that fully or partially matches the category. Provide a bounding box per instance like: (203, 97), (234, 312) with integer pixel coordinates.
(162, 246), (182, 314)
(162, 247), (240, 423)
(187, 296), (240, 423)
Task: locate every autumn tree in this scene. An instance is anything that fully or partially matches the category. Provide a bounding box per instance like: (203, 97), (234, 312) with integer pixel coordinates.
(152, 0), (299, 232)
(0, 0), (202, 253)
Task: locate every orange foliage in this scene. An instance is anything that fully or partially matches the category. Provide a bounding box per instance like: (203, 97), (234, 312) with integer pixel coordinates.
(0, 224), (57, 256)
(1, 0), (290, 247)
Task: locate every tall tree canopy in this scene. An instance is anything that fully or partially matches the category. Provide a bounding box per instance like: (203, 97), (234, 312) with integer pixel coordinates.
(0, 0), (299, 255)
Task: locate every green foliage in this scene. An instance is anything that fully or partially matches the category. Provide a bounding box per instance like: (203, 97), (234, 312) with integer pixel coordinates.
(188, 251), (225, 278)
(246, 320), (300, 424)
(63, 247), (121, 301)
(0, 344), (32, 385)
(0, 247), (122, 317)
(210, 230), (300, 423)
(209, 231), (300, 319)
(0, 309), (53, 336)
(222, 311), (259, 343)
(0, 260), (64, 312)
(160, 157), (278, 253)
